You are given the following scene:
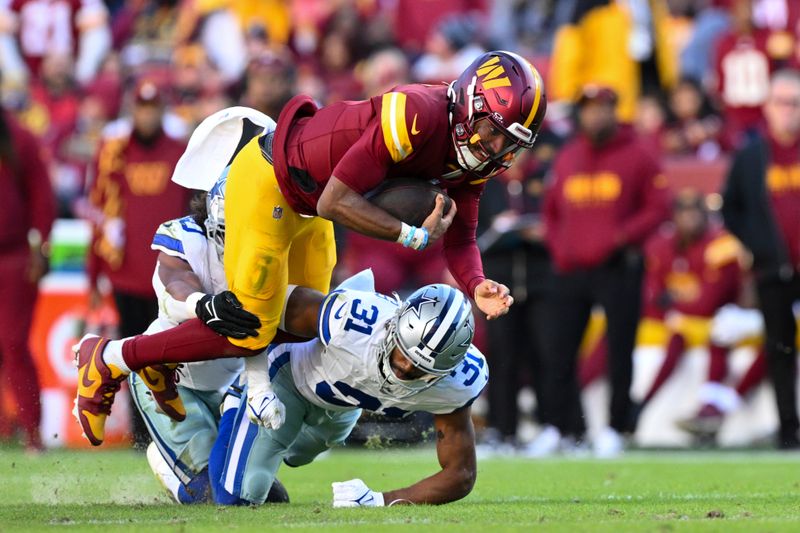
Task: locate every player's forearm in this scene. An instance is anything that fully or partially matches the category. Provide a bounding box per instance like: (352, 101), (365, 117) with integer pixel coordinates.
(381, 467), (476, 505)
(317, 177), (402, 241)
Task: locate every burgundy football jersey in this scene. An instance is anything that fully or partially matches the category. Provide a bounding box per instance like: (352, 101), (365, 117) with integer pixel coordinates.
(271, 84), (492, 295)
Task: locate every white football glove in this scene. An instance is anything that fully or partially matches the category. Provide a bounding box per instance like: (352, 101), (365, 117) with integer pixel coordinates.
(246, 386), (286, 430)
(332, 479), (384, 508)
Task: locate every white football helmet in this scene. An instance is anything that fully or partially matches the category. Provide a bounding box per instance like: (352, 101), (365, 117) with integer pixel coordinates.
(205, 174), (227, 258)
(377, 284), (475, 398)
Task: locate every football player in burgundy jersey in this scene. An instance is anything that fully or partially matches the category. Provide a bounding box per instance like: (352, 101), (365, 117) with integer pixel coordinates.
(72, 50), (546, 447)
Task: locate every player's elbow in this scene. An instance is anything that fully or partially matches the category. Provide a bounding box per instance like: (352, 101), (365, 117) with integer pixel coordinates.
(316, 191), (343, 221)
(448, 465), (477, 502)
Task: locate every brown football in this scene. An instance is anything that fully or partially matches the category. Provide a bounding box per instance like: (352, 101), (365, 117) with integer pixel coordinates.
(366, 178), (453, 227)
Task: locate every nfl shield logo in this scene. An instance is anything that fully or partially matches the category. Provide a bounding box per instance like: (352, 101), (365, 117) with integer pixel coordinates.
(272, 206), (283, 220)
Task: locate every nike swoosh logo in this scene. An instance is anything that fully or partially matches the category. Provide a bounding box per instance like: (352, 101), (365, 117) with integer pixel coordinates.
(141, 368), (165, 391)
(334, 303), (347, 320)
(80, 342), (105, 396)
(411, 114), (421, 135)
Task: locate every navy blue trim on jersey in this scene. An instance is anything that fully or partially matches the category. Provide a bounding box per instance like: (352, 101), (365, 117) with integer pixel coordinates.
(152, 234), (185, 255)
(268, 351), (290, 380)
(317, 290), (343, 345)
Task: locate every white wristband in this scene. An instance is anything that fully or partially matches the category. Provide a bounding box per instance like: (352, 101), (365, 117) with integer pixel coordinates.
(185, 292), (206, 318)
(396, 222), (413, 245)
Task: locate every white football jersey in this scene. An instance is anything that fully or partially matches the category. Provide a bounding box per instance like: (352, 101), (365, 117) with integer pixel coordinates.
(150, 216), (243, 392)
(287, 288), (488, 417)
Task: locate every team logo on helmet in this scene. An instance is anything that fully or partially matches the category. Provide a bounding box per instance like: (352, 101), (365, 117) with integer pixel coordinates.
(376, 284), (475, 399)
(448, 50), (547, 177)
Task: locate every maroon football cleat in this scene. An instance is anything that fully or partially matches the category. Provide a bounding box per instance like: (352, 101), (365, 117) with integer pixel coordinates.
(136, 364), (186, 422)
(72, 334), (128, 446)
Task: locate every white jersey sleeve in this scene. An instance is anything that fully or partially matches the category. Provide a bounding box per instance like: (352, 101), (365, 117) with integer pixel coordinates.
(151, 216), (203, 261)
(409, 346), (489, 414)
(149, 216), (240, 393)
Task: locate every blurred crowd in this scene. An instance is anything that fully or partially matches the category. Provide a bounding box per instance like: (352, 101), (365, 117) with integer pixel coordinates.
(2, 0), (800, 453)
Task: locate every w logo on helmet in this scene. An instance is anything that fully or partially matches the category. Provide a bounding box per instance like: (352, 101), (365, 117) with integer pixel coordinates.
(476, 56), (511, 90)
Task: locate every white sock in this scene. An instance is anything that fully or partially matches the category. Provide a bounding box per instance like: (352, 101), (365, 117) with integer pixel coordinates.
(102, 339), (131, 374)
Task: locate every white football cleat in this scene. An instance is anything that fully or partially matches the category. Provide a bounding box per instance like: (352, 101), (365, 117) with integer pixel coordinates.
(520, 425), (562, 458)
(146, 442), (181, 503)
(593, 426), (625, 459)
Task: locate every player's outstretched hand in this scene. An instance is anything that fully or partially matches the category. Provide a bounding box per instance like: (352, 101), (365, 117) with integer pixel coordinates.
(474, 279), (514, 320)
(332, 479), (384, 508)
(421, 194), (457, 244)
(246, 387), (286, 429)
(195, 291), (261, 338)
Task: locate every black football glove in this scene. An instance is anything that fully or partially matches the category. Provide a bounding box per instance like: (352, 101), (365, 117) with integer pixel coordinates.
(195, 291), (261, 339)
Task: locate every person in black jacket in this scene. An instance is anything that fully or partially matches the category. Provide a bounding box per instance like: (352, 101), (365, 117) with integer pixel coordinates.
(722, 69), (800, 449)
(476, 132), (561, 450)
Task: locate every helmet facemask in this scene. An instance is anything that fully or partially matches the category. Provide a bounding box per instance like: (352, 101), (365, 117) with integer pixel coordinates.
(374, 284), (475, 400)
(205, 176), (227, 260)
(375, 318), (447, 400)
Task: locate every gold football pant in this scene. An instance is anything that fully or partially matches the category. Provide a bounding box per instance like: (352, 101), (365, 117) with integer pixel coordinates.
(223, 136), (336, 349)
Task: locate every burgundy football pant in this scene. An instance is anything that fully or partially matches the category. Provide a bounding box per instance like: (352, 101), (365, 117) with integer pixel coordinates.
(0, 248), (42, 447)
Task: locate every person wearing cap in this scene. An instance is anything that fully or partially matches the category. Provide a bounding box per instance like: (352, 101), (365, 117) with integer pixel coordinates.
(85, 78), (189, 446)
(536, 84), (669, 458)
(636, 189), (764, 441)
(722, 68), (800, 449)
(239, 50), (296, 119)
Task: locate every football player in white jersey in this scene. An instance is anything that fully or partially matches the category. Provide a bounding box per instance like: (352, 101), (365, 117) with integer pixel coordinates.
(122, 183), (287, 503)
(209, 269), (488, 507)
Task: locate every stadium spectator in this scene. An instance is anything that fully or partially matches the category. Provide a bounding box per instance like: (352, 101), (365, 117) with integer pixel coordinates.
(170, 44), (225, 131)
(385, 0), (487, 56)
(358, 47), (410, 99)
(635, 190), (749, 421)
(411, 14), (485, 84)
(679, 0), (732, 82)
(237, 49), (296, 119)
(634, 91), (667, 157)
(17, 53), (81, 215)
(721, 68), (800, 449)
(0, 0), (112, 85)
(549, 0), (677, 123)
(537, 84), (669, 457)
(663, 77), (725, 158)
(0, 109), (55, 452)
(711, 0), (792, 146)
(173, 0), (246, 84)
(84, 78), (189, 446)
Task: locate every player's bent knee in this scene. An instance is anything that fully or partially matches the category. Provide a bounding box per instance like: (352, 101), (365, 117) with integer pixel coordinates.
(177, 470), (211, 504)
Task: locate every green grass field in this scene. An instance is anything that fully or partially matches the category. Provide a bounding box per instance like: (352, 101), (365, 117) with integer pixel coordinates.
(1, 447), (799, 532)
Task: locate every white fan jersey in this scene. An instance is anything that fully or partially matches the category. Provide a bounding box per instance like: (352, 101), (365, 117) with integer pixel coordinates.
(287, 288), (488, 417)
(149, 216), (243, 392)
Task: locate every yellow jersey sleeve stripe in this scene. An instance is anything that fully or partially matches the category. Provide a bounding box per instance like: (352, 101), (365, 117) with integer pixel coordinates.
(469, 178), (490, 185)
(522, 66), (543, 129)
(381, 92), (413, 163)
